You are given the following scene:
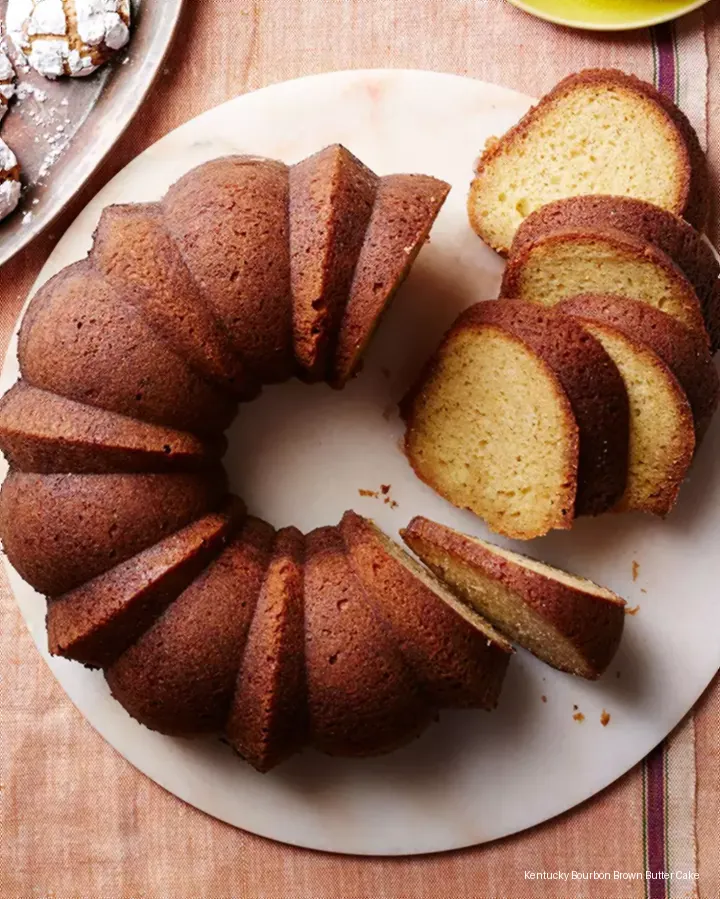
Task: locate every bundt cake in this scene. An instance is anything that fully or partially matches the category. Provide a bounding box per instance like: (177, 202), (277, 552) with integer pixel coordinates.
(0, 382), (224, 474)
(557, 295), (719, 516)
(18, 260), (239, 435)
(468, 69), (708, 254)
(106, 513), (270, 736)
(92, 202), (257, 399)
(161, 157), (295, 385)
(340, 511), (512, 709)
(48, 501), (244, 669)
(402, 300), (629, 538)
(333, 174), (451, 386)
(509, 196), (720, 352)
(500, 227), (709, 342)
(225, 526), (308, 772)
(289, 145), (378, 381)
(558, 295), (719, 446)
(304, 526), (432, 756)
(0, 140), (642, 773)
(0, 469), (227, 596)
(401, 517), (626, 680)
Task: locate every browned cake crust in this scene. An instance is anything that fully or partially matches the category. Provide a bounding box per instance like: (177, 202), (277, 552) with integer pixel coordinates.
(48, 501), (244, 669)
(474, 69), (706, 236)
(509, 196), (720, 352)
(162, 157), (294, 384)
(500, 225), (709, 342)
(106, 515), (274, 735)
(558, 295), (720, 443)
(0, 469), (226, 596)
(92, 203), (259, 399)
(461, 301), (630, 516)
(402, 516), (626, 680)
(289, 145), (378, 381)
(225, 526), (308, 772)
(18, 261), (237, 436)
(332, 173), (450, 386)
(340, 511), (512, 709)
(304, 526), (432, 756)
(0, 382), (224, 474)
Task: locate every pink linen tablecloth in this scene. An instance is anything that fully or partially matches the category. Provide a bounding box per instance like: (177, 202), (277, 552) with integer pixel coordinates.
(1, 2), (719, 896)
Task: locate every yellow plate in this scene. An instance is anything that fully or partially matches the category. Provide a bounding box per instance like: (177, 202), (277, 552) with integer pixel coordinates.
(507, 0), (710, 31)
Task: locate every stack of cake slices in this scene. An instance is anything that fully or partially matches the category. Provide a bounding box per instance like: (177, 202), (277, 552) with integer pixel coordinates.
(404, 69), (720, 540)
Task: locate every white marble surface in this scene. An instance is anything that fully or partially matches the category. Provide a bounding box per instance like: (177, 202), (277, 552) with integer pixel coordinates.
(1, 69), (719, 856)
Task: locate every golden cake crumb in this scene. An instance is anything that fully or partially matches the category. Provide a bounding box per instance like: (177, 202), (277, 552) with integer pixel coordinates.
(600, 710), (611, 727)
(573, 711), (585, 723)
(632, 560), (640, 581)
(625, 605), (640, 616)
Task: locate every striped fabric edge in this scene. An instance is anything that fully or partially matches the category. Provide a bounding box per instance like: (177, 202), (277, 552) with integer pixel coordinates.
(643, 19), (705, 899)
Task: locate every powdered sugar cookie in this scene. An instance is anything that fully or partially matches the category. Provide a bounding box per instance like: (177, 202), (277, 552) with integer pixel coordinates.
(0, 138), (21, 222)
(7, 0), (131, 79)
(0, 45), (16, 120)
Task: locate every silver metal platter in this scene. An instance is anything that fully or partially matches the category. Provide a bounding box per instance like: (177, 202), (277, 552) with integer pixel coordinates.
(0, 0), (185, 268)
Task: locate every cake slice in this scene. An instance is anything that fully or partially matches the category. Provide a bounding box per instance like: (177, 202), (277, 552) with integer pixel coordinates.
(340, 511), (512, 709)
(468, 69), (708, 254)
(403, 303), (578, 539)
(48, 501), (244, 669)
(162, 157), (294, 384)
(289, 145), (378, 381)
(509, 196), (720, 351)
(106, 515), (274, 734)
(558, 295), (719, 444)
(304, 526), (431, 756)
(500, 227), (708, 341)
(225, 526), (308, 772)
(332, 173), (450, 386)
(92, 203), (259, 399)
(0, 382), (224, 474)
(0, 469), (227, 596)
(401, 516), (625, 680)
(557, 297), (700, 516)
(460, 301), (629, 516)
(19, 261), (237, 435)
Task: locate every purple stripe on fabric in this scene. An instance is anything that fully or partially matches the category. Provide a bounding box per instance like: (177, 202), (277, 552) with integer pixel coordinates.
(652, 23), (677, 100)
(645, 742), (668, 899)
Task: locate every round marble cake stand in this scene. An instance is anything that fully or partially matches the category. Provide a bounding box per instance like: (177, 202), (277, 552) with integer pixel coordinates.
(2, 69), (719, 856)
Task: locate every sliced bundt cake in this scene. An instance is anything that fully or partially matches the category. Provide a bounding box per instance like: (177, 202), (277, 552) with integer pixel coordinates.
(402, 516), (626, 680)
(225, 526), (307, 772)
(340, 511), (512, 709)
(0, 469), (227, 595)
(289, 145), (378, 381)
(162, 157), (294, 384)
(468, 69), (708, 253)
(509, 196), (720, 351)
(106, 514), (273, 735)
(48, 501), (243, 669)
(0, 382), (224, 474)
(500, 227), (708, 341)
(333, 173), (450, 386)
(558, 295), (719, 444)
(92, 203), (259, 399)
(402, 301), (629, 537)
(18, 261), (237, 435)
(558, 295), (712, 516)
(463, 301), (629, 517)
(304, 526), (431, 756)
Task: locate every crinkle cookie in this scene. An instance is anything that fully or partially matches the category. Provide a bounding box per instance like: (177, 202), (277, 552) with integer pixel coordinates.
(7, 0), (131, 79)
(0, 138), (22, 222)
(0, 44), (16, 120)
